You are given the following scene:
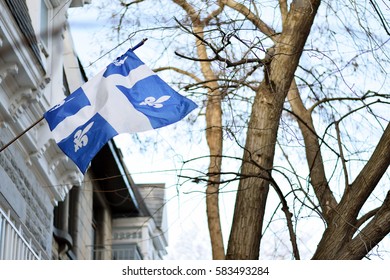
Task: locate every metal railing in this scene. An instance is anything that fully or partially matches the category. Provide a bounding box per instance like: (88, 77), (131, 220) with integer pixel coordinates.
(0, 208), (41, 260)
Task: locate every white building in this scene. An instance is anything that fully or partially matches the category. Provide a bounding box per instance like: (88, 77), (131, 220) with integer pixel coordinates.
(0, 0), (167, 260)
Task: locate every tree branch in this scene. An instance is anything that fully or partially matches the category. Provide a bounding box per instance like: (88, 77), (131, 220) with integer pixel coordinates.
(287, 80), (338, 222)
(335, 121), (349, 189)
(339, 122), (390, 217)
(174, 18), (265, 68)
(269, 177), (301, 260)
(308, 91), (390, 113)
(355, 207), (381, 229)
(279, 0), (288, 25)
(153, 66), (202, 83)
(369, 0), (390, 36)
(337, 191), (390, 259)
(204, 0), (225, 26)
(172, 0), (201, 25)
(221, 0), (279, 41)
(175, 50), (263, 67)
(276, 142), (325, 221)
(120, 0), (145, 7)
(173, 0), (225, 260)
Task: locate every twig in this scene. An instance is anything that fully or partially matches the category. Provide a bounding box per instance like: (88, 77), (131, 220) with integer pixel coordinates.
(335, 121), (349, 189)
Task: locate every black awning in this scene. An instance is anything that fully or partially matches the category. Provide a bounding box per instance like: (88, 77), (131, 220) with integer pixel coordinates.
(91, 141), (140, 217)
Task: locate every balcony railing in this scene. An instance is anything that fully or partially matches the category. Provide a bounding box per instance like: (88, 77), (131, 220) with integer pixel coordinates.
(94, 243), (142, 260)
(0, 208), (41, 260)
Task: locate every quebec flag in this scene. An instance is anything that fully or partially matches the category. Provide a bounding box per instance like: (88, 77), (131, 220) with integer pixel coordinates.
(44, 49), (197, 173)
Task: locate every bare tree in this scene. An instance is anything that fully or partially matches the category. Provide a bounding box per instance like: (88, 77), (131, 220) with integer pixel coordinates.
(90, 0), (390, 259)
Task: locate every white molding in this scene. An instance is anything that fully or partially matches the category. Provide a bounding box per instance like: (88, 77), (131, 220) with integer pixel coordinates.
(8, 87), (33, 116)
(112, 217), (168, 260)
(0, 0), (85, 207)
(0, 63), (18, 84)
(0, 1), (45, 89)
(27, 139), (82, 204)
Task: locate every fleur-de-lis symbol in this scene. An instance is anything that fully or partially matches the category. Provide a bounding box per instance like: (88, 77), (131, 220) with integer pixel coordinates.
(49, 97), (75, 112)
(74, 122), (94, 152)
(140, 95), (171, 108)
(113, 56), (128, 66)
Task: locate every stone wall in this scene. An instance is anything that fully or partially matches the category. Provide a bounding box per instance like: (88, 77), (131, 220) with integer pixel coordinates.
(0, 129), (52, 258)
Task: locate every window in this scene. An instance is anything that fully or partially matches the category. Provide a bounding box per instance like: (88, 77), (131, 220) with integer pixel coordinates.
(111, 244), (142, 260)
(40, 0), (49, 47)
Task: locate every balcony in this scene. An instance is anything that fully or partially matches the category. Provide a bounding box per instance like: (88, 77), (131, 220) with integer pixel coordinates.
(0, 208), (42, 260)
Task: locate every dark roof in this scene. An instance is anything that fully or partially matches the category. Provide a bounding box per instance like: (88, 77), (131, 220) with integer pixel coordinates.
(91, 141), (142, 217)
(5, 0), (43, 68)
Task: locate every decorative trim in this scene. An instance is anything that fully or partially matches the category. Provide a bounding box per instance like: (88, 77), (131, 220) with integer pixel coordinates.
(8, 87), (33, 117)
(0, 63), (18, 84)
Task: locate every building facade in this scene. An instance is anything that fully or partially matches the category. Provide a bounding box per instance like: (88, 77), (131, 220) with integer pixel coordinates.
(0, 0), (167, 260)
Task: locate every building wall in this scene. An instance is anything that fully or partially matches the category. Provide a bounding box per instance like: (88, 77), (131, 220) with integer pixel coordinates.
(0, 0), (88, 259)
(70, 177), (94, 260)
(1, 0), (169, 260)
(112, 214), (167, 260)
(0, 137), (52, 258)
(92, 185), (114, 260)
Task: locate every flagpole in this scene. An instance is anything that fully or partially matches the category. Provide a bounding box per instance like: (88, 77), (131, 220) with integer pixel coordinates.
(131, 38), (148, 51)
(0, 38), (148, 154)
(0, 116), (44, 153)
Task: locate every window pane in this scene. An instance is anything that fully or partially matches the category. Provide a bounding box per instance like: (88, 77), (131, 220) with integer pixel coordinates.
(40, 0), (48, 46)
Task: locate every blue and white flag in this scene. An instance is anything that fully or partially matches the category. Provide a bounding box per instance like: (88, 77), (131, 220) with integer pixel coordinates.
(44, 49), (197, 173)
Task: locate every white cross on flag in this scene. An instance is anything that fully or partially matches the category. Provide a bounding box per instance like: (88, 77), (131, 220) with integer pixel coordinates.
(44, 49), (197, 173)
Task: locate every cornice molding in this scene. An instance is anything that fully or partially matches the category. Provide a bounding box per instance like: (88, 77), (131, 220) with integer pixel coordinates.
(0, 1), (46, 88)
(28, 139), (82, 204)
(0, 63), (18, 84)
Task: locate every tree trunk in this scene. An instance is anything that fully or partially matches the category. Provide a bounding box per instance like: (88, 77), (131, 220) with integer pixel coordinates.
(193, 25), (225, 259)
(226, 82), (278, 259)
(172, 0), (226, 259)
(226, 0), (321, 259)
(193, 24), (225, 260)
